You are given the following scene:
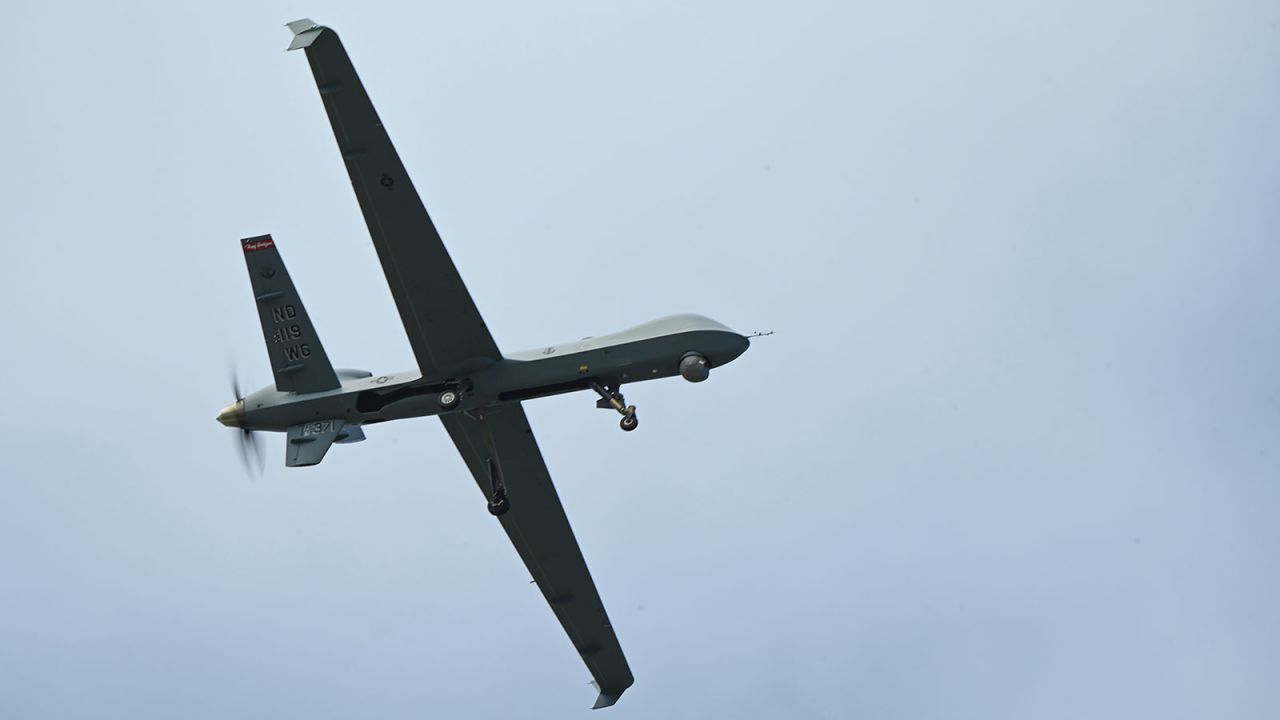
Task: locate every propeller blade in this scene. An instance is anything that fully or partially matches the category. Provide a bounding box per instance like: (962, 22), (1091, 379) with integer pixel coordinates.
(227, 363), (262, 476)
(249, 429), (265, 475)
(235, 428), (253, 476)
(234, 436), (250, 475)
(235, 428), (265, 477)
(228, 366), (243, 401)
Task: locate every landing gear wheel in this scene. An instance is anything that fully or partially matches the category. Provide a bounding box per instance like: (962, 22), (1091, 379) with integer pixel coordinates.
(487, 494), (510, 516)
(589, 379), (641, 432)
(437, 388), (461, 410)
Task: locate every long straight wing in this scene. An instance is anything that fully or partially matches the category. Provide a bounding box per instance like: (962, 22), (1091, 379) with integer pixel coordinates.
(287, 20), (502, 379)
(440, 405), (634, 708)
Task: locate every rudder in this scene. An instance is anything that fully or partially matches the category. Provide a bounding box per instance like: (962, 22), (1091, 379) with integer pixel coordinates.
(241, 234), (341, 394)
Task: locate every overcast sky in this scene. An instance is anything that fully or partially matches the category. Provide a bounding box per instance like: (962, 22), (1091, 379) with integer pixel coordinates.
(2, 1), (1277, 718)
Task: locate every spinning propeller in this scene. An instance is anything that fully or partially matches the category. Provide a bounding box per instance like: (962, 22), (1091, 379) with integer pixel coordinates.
(220, 367), (264, 476)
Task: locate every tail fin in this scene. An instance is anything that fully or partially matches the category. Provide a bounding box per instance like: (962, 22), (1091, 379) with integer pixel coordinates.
(240, 235), (341, 394)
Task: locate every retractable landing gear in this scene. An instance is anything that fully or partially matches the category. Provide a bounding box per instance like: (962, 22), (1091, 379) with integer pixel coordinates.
(439, 380), (473, 412)
(487, 493), (509, 516)
(469, 410), (509, 516)
(589, 380), (638, 432)
(437, 388), (461, 410)
(486, 457), (509, 516)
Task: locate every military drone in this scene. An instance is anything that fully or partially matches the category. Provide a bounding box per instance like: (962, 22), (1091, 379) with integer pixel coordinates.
(218, 20), (751, 708)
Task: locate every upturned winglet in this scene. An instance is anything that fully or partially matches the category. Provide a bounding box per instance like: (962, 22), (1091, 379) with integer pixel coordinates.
(589, 680), (626, 709)
(285, 18), (323, 51)
(592, 689), (623, 710)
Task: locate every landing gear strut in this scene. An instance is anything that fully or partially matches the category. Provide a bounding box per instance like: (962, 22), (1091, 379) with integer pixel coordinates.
(486, 456), (509, 516)
(470, 412), (509, 517)
(589, 380), (638, 432)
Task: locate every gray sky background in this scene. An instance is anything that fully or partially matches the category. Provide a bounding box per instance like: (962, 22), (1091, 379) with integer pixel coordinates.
(1, 1), (1277, 717)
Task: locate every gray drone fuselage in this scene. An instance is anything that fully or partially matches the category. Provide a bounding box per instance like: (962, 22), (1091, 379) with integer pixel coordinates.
(230, 313), (748, 432)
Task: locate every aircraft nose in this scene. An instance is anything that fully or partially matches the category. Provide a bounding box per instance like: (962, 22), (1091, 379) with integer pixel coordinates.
(217, 399), (245, 428)
(723, 331), (750, 363)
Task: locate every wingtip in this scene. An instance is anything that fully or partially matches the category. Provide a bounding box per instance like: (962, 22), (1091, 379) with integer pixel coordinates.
(591, 690), (623, 710)
(284, 18), (325, 51)
(589, 679), (629, 710)
(285, 18), (318, 34)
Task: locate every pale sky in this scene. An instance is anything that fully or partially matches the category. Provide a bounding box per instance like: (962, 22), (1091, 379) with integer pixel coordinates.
(1, 2), (1277, 718)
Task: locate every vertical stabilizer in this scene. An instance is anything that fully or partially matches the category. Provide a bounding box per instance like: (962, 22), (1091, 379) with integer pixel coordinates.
(240, 235), (341, 394)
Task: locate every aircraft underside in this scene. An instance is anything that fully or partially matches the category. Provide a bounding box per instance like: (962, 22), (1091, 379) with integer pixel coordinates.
(215, 19), (752, 709)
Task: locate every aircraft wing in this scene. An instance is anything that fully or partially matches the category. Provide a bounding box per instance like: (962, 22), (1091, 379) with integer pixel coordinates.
(288, 20), (502, 379)
(440, 404), (634, 708)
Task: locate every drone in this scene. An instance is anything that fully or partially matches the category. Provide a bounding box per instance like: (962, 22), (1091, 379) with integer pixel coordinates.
(218, 20), (752, 708)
